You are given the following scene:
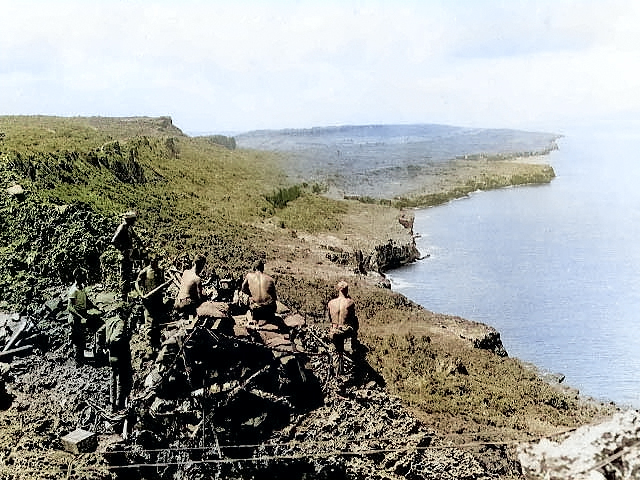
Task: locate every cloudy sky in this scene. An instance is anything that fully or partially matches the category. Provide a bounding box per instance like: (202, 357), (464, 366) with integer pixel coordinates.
(1, 0), (639, 134)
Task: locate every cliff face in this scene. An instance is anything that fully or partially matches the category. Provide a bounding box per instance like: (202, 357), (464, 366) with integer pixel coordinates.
(369, 210), (421, 272)
(325, 239), (420, 277)
(323, 209), (420, 274)
(370, 238), (421, 272)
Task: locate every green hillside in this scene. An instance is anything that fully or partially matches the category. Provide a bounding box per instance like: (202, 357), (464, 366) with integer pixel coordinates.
(0, 117), (610, 463)
(0, 116), (345, 311)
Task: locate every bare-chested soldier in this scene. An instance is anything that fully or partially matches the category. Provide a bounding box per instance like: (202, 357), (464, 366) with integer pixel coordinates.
(241, 259), (277, 323)
(174, 254), (207, 319)
(327, 281), (359, 373)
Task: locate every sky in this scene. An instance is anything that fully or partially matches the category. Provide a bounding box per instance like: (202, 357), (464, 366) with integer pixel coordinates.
(1, 0), (640, 135)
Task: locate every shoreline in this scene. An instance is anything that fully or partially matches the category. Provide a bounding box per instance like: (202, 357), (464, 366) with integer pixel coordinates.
(334, 155), (556, 210)
(393, 157), (556, 209)
(0, 116), (618, 478)
(373, 153), (625, 414)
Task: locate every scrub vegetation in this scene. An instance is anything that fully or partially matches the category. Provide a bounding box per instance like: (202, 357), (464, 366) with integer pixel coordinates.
(0, 116), (613, 475)
(0, 116), (347, 307)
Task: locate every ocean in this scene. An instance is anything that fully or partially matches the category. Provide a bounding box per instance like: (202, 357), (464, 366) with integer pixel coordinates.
(387, 126), (640, 408)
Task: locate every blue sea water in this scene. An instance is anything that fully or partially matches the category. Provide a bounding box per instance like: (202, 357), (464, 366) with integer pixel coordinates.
(387, 126), (640, 408)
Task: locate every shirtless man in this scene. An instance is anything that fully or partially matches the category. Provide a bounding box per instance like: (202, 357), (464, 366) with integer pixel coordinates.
(135, 255), (166, 356)
(327, 281), (359, 367)
(174, 254), (207, 319)
(241, 259), (277, 322)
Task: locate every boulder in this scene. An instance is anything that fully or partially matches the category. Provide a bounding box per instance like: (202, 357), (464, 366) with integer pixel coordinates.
(6, 184), (24, 198)
(518, 409), (640, 480)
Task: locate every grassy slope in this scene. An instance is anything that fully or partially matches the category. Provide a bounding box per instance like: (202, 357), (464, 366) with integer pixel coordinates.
(0, 116), (347, 288)
(0, 116), (611, 455)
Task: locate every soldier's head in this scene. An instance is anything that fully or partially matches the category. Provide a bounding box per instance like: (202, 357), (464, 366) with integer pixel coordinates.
(123, 210), (137, 224)
(253, 259), (265, 272)
(337, 280), (349, 295)
(194, 254), (206, 274)
(149, 254), (158, 268)
(114, 301), (129, 318)
(72, 268), (87, 284)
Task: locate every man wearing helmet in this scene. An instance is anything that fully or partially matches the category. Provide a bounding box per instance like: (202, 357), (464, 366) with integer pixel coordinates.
(111, 211), (143, 302)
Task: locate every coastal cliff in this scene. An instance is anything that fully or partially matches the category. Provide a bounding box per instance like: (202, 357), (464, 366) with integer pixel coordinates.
(372, 209), (421, 272)
(0, 116), (614, 479)
(371, 237), (421, 272)
(323, 209), (420, 274)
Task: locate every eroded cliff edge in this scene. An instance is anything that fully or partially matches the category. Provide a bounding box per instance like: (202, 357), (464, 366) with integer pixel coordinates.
(0, 117), (615, 479)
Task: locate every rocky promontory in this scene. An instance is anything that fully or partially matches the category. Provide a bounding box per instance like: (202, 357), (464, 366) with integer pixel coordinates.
(0, 116), (621, 479)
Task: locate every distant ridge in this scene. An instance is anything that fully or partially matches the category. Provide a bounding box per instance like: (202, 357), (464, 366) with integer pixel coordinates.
(237, 123), (557, 143)
(236, 123), (559, 198)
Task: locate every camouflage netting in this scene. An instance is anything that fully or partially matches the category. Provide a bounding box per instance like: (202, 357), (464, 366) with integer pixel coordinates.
(0, 278), (507, 480)
(0, 190), (114, 312)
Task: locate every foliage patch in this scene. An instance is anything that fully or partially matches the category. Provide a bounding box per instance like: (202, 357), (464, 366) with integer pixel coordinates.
(0, 116), (350, 310)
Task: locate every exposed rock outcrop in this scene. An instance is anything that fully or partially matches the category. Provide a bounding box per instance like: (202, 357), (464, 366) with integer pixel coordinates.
(471, 328), (508, 357)
(324, 209), (420, 275)
(438, 315), (509, 357)
(370, 238), (421, 272)
(518, 409), (640, 479)
(398, 210), (415, 230)
(325, 239), (420, 275)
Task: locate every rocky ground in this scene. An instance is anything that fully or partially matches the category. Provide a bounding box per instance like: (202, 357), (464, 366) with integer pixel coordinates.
(0, 198), (627, 480)
(0, 117), (632, 479)
(518, 409), (640, 479)
(0, 280), (516, 480)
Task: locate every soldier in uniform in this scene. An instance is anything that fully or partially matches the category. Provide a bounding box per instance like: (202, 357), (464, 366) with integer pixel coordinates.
(111, 211), (143, 302)
(67, 268), (91, 366)
(105, 304), (132, 413)
(327, 281), (359, 375)
(135, 255), (166, 358)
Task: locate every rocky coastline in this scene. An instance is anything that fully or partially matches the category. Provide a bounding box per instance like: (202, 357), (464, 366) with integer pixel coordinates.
(0, 116), (629, 479)
(349, 154), (635, 480)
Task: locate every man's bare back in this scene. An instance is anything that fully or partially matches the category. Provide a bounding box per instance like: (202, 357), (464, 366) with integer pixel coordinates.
(327, 281), (359, 360)
(242, 270), (276, 306)
(241, 260), (277, 321)
(177, 268), (203, 304)
(328, 295), (356, 328)
(174, 254), (207, 317)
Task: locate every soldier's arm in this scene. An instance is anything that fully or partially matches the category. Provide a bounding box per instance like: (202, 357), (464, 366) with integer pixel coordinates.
(268, 280), (277, 302)
(345, 301), (358, 329)
(67, 296), (86, 321)
(85, 294), (97, 313)
(134, 269), (146, 297)
(196, 278), (205, 301)
(130, 227), (145, 249)
(68, 296), (79, 317)
(111, 223), (124, 247)
(241, 275), (251, 296)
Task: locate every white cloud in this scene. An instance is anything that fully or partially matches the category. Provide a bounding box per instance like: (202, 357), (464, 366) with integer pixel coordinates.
(1, 0), (640, 132)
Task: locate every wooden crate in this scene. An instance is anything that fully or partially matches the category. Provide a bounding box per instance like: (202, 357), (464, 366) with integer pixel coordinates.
(60, 428), (97, 454)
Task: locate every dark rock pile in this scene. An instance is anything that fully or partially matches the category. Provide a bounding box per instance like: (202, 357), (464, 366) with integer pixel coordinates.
(0, 283), (509, 480)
